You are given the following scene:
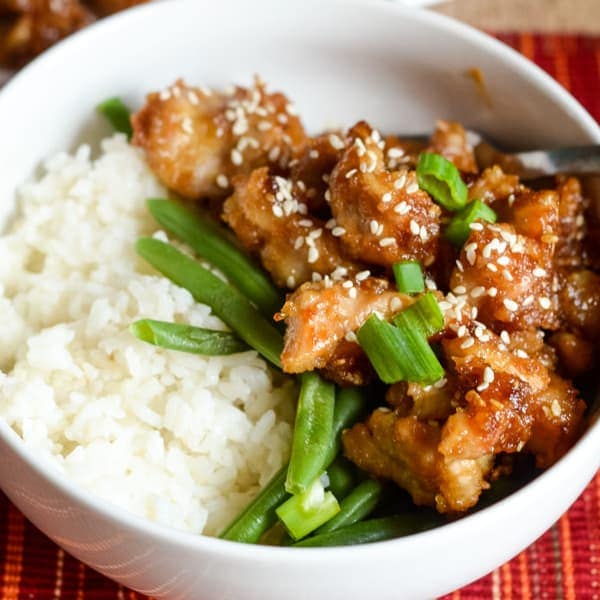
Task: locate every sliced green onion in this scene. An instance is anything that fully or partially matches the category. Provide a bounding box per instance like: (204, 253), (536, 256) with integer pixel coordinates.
(292, 513), (443, 547)
(326, 456), (357, 500)
(147, 199), (282, 317)
(357, 314), (444, 385)
(315, 479), (384, 535)
(276, 479), (340, 540)
(97, 97), (133, 139)
(392, 292), (444, 339)
(445, 199), (497, 246)
(416, 152), (468, 211)
(285, 373), (335, 495)
(393, 261), (425, 294)
(130, 319), (247, 355)
(220, 466), (289, 543)
(136, 238), (283, 367)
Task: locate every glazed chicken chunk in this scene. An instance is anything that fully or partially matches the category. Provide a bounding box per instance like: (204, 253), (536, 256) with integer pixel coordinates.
(132, 79), (307, 200)
(223, 167), (357, 290)
(329, 122), (441, 268)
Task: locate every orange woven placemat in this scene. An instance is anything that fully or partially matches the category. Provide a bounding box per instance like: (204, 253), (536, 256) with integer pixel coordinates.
(0, 33), (599, 599)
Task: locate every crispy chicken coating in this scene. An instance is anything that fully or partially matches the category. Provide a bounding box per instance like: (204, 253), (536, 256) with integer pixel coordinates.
(558, 269), (600, 340)
(427, 120), (478, 174)
(278, 277), (412, 375)
(449, 222), (559, 332)
(222, 167), (357, 290)
(467, 165), (521, 204)
(132, 79), (307, 200)
(555, 176), (587, 269)
(329, 122), (441, 269)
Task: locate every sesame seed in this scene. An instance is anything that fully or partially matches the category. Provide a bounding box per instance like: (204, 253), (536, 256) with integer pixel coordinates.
(345, 330), (358, 343)
(466, 249), (476, 266)
(476, 382), (490, 392)
(258, 120), (273, 131)
(294, 236), (304, 250)
(342, 280), (354, 289)
(497, 256), (510, 266)
(425, 278), (437, 290)
(332, 226), (346, 237)
(390, 296), (404, 312)
(371, 129), (382, 143)
(394, 201), (410, 215)
(488, 287), (498, 297)
(369, 220), (380, 235)
(325, 218), (336, 229)
(394, 173), (407, 189)
(533, 267), (547, 278)
(409, 220), (420, 235)
(286, 275), (296, 288)
(382, 192), (393, 203)
(523, 295), (534, 307)
(503, 298), (519, 312)
(516, 349), (529, 359)
(309, 228), (323, 240)
(455, 260), (464, 272)
(469, 222), (484, 231)
(231, 149), (243, 166)
(309, 149), (320, 159)
(329, 134), (345, 150)
(307, 247), (319, 264)
(348, 287), (358, 299)
(346, 169), (357, 179)
(539, 297), (552, 309)
(486, 263), (498, 272)
(457, 325), (467, 337)
(312, 272), (323, 282)
(356, 270), (370, 282)
(216, 174), (229, 189)
(181, 117), (193, 134)
(503, 270), (514, 281)
(419, 226), (429, 241)
(453, 285), (467, 295)
(299, 219), (313, 227)
(406, 182), (419, 194)
(388, 147), (405, 158)
(551, 399), (562, 417)
(272, 204), (283, 218)
(159, 89), (171, 101)
(379, 237), (397, 247)
(324, 190), (332, 203)
(483, 366), (495, 383)
(471, 286), (486, 298)
(268, 146), (281, 161)
(461, 337), (475, 349)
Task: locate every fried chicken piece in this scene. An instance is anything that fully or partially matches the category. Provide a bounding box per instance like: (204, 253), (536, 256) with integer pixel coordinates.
(427, 120), (478, 174)
(558, 269), (600, 340)
(343, 408), (494, 512)
(279, 277), (412, 374)
(548, 331), (594, 378)
(0, 0), (91, 68)
(223, 167), (357, 290)
(289, 133), (345, 214)
(467, 166), (521, 204)
(555, 176), (587, 269)
(319, 339), (376, 387)
(450, 223), (559, 332)
(131, 79), (307, 200)
(386, 379), (456, 420)
(329, 122), (441, 269)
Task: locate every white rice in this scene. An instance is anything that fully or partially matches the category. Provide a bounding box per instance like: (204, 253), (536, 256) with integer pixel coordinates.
(0, 134), (295, 535)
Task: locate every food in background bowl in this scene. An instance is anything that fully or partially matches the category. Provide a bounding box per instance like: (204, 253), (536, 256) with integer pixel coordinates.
(1, 75), (597, 548)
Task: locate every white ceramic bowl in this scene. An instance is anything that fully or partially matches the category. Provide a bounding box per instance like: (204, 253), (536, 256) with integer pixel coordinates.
(0, 1), (599, 598)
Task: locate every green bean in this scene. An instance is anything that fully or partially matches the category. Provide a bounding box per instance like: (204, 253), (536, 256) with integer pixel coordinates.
(97, 97), (133, 139)
(218, 386), (367, 544)
(323, 387), (368, 467)
(130, 319), (247, 355)
(285, 373), (335, 495)
(136, 238), (283, 367)
(147, 199), (282, 317)
(219, 466), (289, 543)
(326, 456), (356, 500)
(314, 479), (383, 535)
(293, 513), (443, 547)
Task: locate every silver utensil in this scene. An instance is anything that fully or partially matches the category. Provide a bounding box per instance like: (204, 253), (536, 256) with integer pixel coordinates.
(405, 130), (600, 180)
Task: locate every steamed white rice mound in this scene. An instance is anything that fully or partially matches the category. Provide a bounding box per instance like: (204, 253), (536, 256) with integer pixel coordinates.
(0, 134), (295, 535)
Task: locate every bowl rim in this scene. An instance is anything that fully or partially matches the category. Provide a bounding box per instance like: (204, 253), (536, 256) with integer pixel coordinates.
(0, 0), (599, 563)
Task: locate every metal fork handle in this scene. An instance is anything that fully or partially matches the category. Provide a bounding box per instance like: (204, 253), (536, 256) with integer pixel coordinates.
(513, 146), (600, 179)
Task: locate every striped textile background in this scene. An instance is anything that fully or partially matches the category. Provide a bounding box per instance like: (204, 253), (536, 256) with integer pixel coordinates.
(0, 33), (598, 599)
